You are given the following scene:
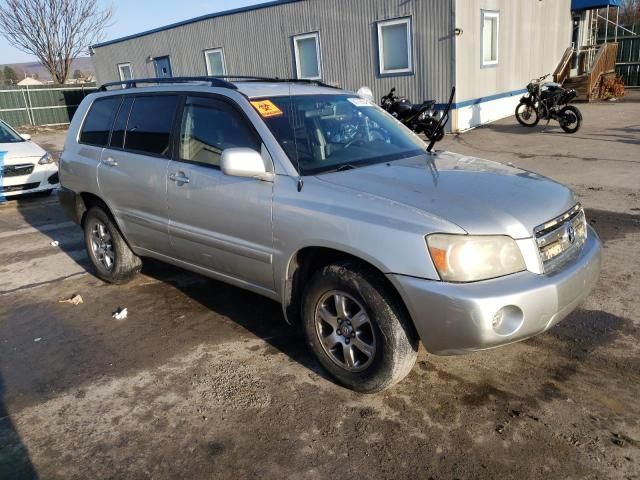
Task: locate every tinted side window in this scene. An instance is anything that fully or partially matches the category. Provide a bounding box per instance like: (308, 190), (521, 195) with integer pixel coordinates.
(124, 95), (179, 156)
(109, 96), (134, 149)
(79, 96), (122, 146)
(179, 97), (260, 168)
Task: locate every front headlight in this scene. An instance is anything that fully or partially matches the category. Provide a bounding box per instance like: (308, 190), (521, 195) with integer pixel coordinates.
(38, 153), (54, 165)
(426, 234), (526, 282)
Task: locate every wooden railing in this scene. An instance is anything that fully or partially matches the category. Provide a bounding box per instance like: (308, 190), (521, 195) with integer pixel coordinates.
(554, 47), (574, 85)
(587, 42), (618, 100)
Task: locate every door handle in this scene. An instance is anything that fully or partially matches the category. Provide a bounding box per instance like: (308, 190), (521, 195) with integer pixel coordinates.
(169, 172), (190, 184)
(103, 157), (118, 167)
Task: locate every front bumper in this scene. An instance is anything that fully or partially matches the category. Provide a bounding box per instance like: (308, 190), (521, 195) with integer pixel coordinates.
(389, 226), (602, 355)
(1, 164), (59, 197)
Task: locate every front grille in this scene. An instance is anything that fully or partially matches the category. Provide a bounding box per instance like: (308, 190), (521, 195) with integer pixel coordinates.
(1, 182), (40, 193)
(1, 164), (34, 177)
(535, 204), (587, 272)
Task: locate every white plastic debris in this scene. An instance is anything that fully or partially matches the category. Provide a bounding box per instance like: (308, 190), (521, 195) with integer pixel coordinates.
(59, 294), (83, 305)
(112, 307), (128, 320)
(50, 240), (60, 247)
(34, 338), (41, 342)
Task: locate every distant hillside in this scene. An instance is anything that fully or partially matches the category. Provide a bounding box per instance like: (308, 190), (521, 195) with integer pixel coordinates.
(0, 57), (94, 82)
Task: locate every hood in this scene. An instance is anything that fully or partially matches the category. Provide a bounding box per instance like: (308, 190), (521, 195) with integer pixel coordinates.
(0, 140), (46, 165)
(315, 151), (576, 238)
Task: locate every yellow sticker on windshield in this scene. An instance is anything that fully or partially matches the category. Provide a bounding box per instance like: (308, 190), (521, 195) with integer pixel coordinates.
(250, 100), (283, 118)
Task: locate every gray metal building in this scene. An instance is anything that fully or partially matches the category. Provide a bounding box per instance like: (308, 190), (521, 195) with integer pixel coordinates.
(91, 0), (572, 131)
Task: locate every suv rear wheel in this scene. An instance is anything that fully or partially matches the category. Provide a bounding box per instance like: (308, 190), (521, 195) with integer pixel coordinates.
(302, 261), (418, 393)
(84, 206), (142, 284)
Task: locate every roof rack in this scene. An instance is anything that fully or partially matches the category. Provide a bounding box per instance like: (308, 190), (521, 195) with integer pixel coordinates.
(98, 76), (238, 91)
(218, 75), (340, 89)
(98, 75), (340, 92)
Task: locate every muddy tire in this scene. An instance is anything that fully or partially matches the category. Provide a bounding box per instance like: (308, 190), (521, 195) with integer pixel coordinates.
(83, 206), (142, 284)
(515, 102), (539, 127)
(302, 261), (418, 393)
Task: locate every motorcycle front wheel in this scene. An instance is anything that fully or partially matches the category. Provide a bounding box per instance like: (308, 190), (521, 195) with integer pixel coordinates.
(515, 103), (539, 127)
(559, 105), (582, 133)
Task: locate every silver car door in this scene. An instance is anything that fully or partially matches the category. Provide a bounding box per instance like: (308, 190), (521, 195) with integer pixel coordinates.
(167, 95), (274, 290)
(97, 94), (179, 255)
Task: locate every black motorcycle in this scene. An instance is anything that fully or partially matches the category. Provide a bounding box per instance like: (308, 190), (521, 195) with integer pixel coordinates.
(515, 74), (582, 133)
(380, 88), (444, 141)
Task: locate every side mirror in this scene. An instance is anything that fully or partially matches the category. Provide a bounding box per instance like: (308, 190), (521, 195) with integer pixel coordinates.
(20, 133), (31, 141)
(220, 148), (272, 181)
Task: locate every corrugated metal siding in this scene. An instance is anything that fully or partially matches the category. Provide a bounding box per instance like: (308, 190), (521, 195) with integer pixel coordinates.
(454, 0), (573, 102)
(91, 0), (455, 104)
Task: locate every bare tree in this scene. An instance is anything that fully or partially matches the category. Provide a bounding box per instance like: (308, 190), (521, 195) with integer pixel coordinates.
(0, 0), (112, 84)
(619, 0), (640, 26)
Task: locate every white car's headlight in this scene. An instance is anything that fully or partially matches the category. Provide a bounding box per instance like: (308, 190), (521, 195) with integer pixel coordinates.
(38, 153), (54, 165)
(426, 234), (526, 282)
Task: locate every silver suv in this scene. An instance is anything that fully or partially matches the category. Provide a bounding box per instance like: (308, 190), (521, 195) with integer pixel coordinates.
(58, 77), (601, 392)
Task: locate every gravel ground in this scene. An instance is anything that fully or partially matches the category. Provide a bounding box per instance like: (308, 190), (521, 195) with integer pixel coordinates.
(0, 94), (638, 479)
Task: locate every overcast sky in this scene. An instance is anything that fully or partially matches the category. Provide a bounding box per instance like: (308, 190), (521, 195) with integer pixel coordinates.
(0, 0), (265, 64)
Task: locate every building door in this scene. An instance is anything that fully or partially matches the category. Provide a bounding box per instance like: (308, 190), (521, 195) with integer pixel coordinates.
(571, 14), (582, 70)
(153, 56), (173, 78)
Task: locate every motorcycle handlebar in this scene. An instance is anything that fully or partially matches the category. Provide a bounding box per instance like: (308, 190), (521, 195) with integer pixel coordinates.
(532, 73), (551, 82)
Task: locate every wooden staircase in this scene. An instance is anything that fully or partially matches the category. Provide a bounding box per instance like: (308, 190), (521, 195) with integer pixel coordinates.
(554, 43), (618, 101)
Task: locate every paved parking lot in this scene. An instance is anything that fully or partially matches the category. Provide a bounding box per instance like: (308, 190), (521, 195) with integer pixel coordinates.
(1, 96), (639, 479)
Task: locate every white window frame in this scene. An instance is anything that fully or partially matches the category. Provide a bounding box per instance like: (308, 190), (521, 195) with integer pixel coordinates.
(481, 10), (499, 67)
(204, 48), (226, 76)
(377, 17), (413, 75)
(117, 62), (133, 81)
(293, 32), (322, 80)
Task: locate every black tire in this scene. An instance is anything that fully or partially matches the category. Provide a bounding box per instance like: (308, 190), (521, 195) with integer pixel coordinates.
(559, 105), (582, 133)
(420, 118), (444, 142)
(515, 102), (539, 127)
(83, 206), (142, 284)
(302, 261), (418, 393)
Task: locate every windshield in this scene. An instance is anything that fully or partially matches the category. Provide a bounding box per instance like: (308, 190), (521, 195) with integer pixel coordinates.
(253, 94), (426, 175)
(0, 121), (24, 143)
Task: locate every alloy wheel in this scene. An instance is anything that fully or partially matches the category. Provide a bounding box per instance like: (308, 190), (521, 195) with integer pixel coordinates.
(314, 290), (377, 372)
(90, 221), (115, 271)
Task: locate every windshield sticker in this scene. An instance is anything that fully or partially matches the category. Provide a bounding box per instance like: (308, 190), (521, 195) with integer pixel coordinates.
(347, 97), (374, 107)
(250, 100), (284, 118)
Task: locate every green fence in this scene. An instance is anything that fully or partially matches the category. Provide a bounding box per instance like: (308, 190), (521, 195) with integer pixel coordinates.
(599, 24), (640, 87)
(616, 35), (640, 86)
(0, 84), (97, 128)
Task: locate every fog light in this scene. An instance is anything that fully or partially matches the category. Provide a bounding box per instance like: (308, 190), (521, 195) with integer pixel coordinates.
(491, 306), (524, 336)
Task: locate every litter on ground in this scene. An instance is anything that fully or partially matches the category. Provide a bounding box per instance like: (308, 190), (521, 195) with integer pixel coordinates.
(58, 294), (83, 305)
(112, 307), (128, 320)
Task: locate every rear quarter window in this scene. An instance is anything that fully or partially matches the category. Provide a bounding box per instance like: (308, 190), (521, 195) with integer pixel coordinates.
(79, 96), (122, 146)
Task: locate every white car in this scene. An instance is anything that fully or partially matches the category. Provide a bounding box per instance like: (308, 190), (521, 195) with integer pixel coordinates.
(0, 120), (59, 201)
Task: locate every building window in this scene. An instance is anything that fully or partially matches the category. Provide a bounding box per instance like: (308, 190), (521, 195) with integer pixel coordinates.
(118, 63), (133, 81)
(204, 48), (226, 76)
(293, 32), (322, 80)
(377, 17), (413, 75)
(481, 10), (499, 67)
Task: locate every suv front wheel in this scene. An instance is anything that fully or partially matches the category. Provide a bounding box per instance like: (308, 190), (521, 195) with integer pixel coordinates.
(83, 206), (142, 284)
(302, 261), (418, 393)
